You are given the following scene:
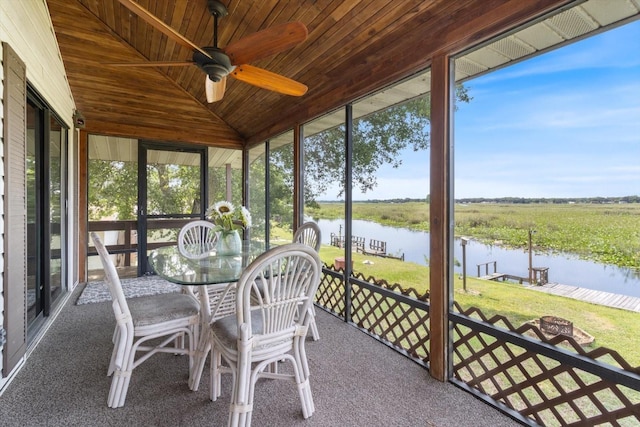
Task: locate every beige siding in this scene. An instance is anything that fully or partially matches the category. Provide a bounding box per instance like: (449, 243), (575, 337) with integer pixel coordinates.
(0, 0), (76, 383)
(0, 0), (75, 124)
(0, 39), (4, 378)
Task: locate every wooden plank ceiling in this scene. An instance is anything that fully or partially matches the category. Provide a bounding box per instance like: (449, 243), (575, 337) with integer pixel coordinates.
(46, 0), (572, 150)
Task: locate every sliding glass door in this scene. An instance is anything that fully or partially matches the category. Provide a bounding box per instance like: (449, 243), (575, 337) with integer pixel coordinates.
(26, 92), (67, 335)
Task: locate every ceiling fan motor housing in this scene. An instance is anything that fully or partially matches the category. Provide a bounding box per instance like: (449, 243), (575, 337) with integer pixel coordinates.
(193, 47), (234, 82)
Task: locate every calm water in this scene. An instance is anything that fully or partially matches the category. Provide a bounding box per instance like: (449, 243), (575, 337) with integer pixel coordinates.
(315, 218), (640, 298)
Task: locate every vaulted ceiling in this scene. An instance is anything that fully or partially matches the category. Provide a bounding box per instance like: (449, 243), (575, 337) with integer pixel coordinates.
(46, 0), (583, 150)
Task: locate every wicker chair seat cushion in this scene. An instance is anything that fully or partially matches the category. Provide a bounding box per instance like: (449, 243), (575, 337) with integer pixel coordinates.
(211, 310), (264, 348)
(128, 293), (199, 327)
(212, 310), (298, 360)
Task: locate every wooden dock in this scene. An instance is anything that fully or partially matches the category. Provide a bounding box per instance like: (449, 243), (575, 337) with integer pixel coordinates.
(479, 272), (527, 283)
(480, 272), (508, 281)
(524, 282), (640, 313)
(475, 260), (640, 312)
(330, 233), (405, 261)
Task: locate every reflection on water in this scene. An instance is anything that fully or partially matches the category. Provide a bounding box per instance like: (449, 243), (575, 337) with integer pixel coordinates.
(315, 218), (640, 298)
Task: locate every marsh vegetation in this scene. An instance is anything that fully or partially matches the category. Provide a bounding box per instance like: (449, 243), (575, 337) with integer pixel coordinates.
(307, 201), (640, 269)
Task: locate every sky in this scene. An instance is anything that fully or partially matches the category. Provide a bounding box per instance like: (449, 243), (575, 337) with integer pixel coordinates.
(328, 18), (640, 201)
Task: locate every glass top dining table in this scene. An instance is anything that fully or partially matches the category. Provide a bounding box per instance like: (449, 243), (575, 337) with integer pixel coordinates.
(147, 240), (267, 391)
(147, 240), (266, 286)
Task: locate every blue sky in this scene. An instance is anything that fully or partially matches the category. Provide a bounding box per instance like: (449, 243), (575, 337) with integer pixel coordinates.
(343, 19), (640, 201)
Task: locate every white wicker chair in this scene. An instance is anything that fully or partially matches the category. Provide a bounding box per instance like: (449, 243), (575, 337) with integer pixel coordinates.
(178, 220), (218, 259)
(293, 222), (322, 341)
(91, 232), (200, 408)
(177, 220), (219, 311)
(209, 243), (322, 427)
(176, 222), (242, 392)
(293, 222), (321, 252)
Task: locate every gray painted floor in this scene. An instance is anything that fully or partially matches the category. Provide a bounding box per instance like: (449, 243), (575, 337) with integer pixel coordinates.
(0, 284), (523, 426)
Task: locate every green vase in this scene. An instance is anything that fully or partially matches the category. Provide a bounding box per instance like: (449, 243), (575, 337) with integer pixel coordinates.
(217, 229), (242, 256)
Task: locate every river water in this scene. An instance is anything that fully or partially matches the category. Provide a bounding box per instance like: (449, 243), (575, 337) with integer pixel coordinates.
(315, 218), (640, 298)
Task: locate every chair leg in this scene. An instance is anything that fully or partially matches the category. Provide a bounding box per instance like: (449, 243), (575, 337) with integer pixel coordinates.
(210, 347), (222, 401)
(108, 327), (120, 376)
(294, 369), (315, 419)
(175, 333), (184, 352)
(108, 344), (134, 409)
(108, 364), (133, 408)
(308, 307), (320, 341)
(107, 327), (134, 408)
(228, 327), (253, 427)
(228, 374), (252, 427)
(293, 337), (315, 418)
(190, 327), (211, 391)
(229, 365), (257, 427)
(187, 323), (197, 372)
(177, 321), (197, 358)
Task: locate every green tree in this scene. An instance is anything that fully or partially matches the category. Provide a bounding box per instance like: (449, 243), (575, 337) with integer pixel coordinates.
(88, 160), (202, 221)
(292, 86), (470, 204)
(269, 144), (295, 231)
(248, 153), (267, 237)
(88, 160), (138, 220)
(208, 166), (243, 208)
(146, 162), (200, 215)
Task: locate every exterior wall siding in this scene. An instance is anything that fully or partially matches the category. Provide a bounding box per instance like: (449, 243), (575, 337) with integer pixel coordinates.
(0, 0), (75, 387)
(0, 39), (4, 380)
(0, 1), (75, 123)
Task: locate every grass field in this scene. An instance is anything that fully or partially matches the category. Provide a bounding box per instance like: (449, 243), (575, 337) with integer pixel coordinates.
(307, 201), (640, 269)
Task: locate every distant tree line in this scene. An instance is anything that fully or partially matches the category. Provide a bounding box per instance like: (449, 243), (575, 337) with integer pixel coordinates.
(455, 196), (640, 204)
(318, 196), (639, 204)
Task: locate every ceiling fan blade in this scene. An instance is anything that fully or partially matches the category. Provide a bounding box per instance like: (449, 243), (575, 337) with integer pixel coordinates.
(231, 65), (307, 96)
(105, 61), (195, 67)
(206, 75), (227, 103)
(224, 22), (308, 65)
(116, 0), (211, 59)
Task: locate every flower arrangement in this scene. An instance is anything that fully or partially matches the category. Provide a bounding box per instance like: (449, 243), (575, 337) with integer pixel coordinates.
(205, 200), (252, 233)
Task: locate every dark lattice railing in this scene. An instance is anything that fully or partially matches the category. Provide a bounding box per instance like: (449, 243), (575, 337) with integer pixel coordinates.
(315, 264), (640, 426)
(451, 302), (640, 426)
(315, 267), (347, 316)
(316, 264), (430, 365)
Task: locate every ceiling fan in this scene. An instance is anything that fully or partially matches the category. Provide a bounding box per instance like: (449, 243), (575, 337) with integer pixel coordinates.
(112, 0), (308, 102)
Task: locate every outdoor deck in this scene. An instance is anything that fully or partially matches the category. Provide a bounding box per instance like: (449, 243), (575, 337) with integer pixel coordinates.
(526, 282), (640, 312)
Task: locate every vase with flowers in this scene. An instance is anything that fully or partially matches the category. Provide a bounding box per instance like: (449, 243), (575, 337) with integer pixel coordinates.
(205, 200), (252, 256)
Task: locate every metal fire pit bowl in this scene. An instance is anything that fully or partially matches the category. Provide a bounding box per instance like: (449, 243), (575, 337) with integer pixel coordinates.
(540, 316), (574, 337)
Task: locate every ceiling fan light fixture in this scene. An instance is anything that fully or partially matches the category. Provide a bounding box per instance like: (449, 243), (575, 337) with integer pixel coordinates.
(204, 64), (232, 82)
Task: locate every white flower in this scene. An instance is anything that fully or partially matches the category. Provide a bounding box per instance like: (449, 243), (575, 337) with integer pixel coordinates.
(212, 200), (235, 217)
(239, 206), (252, 228)
(205, 200), (251, 231)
